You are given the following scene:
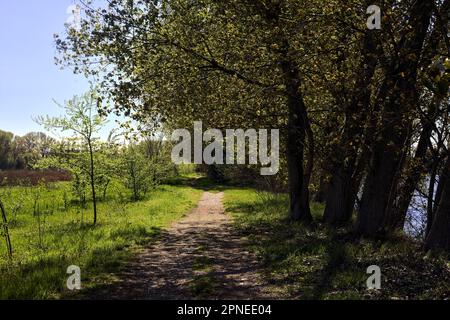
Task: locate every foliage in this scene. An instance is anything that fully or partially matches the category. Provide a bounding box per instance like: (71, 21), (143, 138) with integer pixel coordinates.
(35, 90), (108, 225)
(0, 130), (54, 170)
(54, 0), (450, 249)
(120, 145), (157, 201)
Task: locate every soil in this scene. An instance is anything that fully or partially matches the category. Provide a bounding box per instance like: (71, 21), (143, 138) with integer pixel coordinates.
(85, 192), (273, 300)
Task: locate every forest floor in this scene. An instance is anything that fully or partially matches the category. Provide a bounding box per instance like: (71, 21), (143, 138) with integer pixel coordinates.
(83, 190), (275, 299)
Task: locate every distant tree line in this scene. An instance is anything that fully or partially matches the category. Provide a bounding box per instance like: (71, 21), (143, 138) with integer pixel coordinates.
(0, 130), (54, 170)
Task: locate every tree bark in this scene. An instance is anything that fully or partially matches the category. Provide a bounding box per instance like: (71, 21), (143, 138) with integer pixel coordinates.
(387, 99), (439, 230)
(356, 0), (434, 236)
(434, 164), (448, 214)
(88, 141), (97, 225)
(324, 28), (379, 225)
(386, 0), (450, 229)
(281, 56), (312, 223)
(426, 164), (438, 236)
(324, 165), (357, 225)
(302, 110), (315, 219)
(425, 156), (450, 252)
(312, 172), (328, 203)
(0, 199), (13, 260)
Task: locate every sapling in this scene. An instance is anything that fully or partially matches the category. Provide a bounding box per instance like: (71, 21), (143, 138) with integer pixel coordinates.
(0, 198), (13, 260)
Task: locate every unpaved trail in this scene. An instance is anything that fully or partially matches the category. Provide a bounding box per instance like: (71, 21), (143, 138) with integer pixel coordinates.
(85, 192), (272, 300)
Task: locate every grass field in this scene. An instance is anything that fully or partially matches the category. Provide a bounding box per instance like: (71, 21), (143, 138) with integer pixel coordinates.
(0, 180), (202, 299)
(224, 188), (450, 300)
(1, 175), (448, 300)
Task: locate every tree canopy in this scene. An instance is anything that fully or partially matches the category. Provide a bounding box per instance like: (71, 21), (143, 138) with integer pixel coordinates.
(55, 0), (450, 251)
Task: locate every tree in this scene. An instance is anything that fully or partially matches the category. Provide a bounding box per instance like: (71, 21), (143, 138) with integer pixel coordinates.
(322, 1), (382, 226)
(120, 144), (154, 201)
(54, 0), (450, 248)
(10, 132), (55, 169)
(356, 0), (436, 236)
(54, 0), (337, 223)
(36, 91), (107, 225)
(0, 198), (13, 260)
(0, 130), (14, 170)
(0, 130), (55, 170)
(425, 154), (450, 252)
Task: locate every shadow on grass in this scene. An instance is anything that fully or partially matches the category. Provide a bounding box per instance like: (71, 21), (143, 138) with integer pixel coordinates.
(69, 226), (166, 299)
(0, 223), (166, 300)
(229, 202), (368, 299)
(167, 175), (249, 193)
(225, 191), (450, 300)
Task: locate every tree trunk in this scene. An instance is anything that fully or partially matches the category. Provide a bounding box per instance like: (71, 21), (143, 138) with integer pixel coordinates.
(426, 164), (438, 236)
(357, 138), (406, 235)
(313, 172), (328, 203)
(88, 141), (97, 225)
(434, 162), (448, 214)
(281, 55), (312, 223)
(387, 99), (438, 230)
(0, 199), (13, 260)
(324, 28), (379, 225)
(425, 156), (450, 252)
(324, 165), (356, 225)
(356, 0), (434, 236)
(103, 179), (110, 201)
(386, 0), (449, 228)
(301, 110), (315, 219)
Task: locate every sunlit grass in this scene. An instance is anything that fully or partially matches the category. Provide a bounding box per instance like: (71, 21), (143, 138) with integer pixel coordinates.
(0, 181), (202, 299)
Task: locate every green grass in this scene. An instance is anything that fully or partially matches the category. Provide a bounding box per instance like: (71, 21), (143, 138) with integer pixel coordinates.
(0, 181), (202, 299)
(224, 188), (450, 300)
(2, 176), (448, 300)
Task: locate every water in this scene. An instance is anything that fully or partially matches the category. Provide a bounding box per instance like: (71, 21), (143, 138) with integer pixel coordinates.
(405, 175), (439, 239)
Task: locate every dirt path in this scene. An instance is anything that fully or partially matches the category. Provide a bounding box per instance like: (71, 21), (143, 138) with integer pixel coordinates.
(86, 192), (272, 300)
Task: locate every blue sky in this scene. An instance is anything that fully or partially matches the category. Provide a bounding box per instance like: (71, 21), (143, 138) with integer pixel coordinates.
(0, 1), (115, 138)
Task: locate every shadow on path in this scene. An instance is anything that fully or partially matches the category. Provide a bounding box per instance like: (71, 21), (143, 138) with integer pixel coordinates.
(83, 191), (272, 300)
